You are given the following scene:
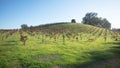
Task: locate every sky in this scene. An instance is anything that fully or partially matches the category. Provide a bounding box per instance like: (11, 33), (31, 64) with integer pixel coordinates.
(0, 0), (120, 29)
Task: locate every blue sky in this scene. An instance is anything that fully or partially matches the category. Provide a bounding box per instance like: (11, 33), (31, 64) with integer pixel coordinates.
(0, 0), (120, 29)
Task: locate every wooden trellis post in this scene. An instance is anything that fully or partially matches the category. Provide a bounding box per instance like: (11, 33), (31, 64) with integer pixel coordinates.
(62, 34), (65, 45)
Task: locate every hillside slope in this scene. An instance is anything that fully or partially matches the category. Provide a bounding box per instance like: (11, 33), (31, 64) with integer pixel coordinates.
(29, 22), (106, 34)
(0, 22), (120, 68)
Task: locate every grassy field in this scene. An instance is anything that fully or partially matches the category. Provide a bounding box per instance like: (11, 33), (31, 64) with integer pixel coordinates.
(0, 23), (120, 68)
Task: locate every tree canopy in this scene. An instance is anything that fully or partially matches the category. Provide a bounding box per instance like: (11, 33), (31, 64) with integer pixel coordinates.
(82, 12), (111, 29)
(71, 19), (76, 23)
(21, 24), (28, 30)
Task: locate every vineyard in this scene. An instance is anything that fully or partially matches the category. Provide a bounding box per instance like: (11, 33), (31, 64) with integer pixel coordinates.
(0, 23), (120, 68)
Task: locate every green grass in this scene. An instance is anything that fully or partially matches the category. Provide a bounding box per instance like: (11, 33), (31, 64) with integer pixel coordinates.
(0, 23), (120, 68)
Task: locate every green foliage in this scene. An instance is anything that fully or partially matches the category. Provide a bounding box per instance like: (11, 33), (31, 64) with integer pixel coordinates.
(82, 12), (111, 29)
(71, 19), (76, 23)
(21, 24), (28, 30)
(0, 23), (120, 68)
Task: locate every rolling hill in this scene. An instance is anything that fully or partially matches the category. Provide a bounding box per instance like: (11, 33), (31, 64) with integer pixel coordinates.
(0, 22), (120, 68)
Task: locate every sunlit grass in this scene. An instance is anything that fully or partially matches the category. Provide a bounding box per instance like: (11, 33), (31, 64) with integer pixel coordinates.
(0, 23), (120, 68)
(0, 36), (119, 68)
